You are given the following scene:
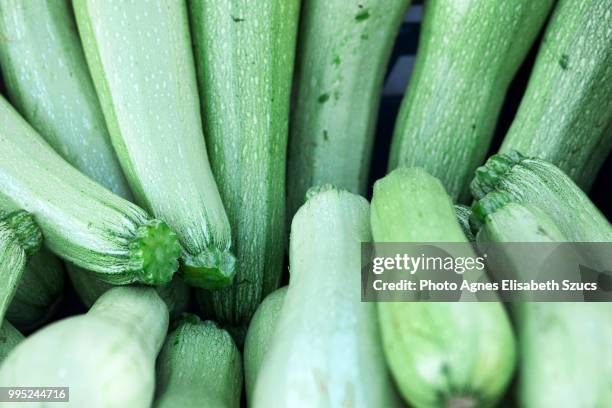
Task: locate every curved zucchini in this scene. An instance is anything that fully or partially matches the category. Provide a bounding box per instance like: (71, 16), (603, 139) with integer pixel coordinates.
(254, 189), (399, 407)
(0, 320), (24, 363)
(244, 286), (287, 403)
(500, 0), (612, 190)
(155, 315), (242, 408)
(188, 0), (299, 328)
(73, 0), (235, 289)
(371, 168), (516, 408)
(388, 0), (554, 201)
(0, 97), (181, 285)
(287, 0), (411, 216)
(0, 287), (168, 407)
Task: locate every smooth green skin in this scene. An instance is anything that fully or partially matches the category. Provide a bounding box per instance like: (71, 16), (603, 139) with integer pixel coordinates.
(188, 0), (299, 327)
(388, 0), (554, 202)
(0, 0), (132, 200)
(500, 0), (612, 190)
(254, 189), (400, 408)
(244, 286), (287, 404)
(371, 168), (516, 408)
(0, 97), (180, 285)
(73, 0), (235, 289)
(287, 0), (411, 216)
(0, 320), (23, 363)
(155, 315), (243, 408)
(0, 287), (168, 408)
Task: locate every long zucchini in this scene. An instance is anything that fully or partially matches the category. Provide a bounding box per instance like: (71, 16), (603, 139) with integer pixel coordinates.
(155, 314), (242, 408)
(0, 287), (168, 407)
(499, 0), (612, 190)
(371, 168), (516, 408)
(0, 97), (181, 285)
(188, 0), (300, 328)
(74, 0), (235, 289)
(388, 0), (554, 201)
(254, 188), (399, 407)
(287, 0), (411, 216)
(0, 320), (24, 363)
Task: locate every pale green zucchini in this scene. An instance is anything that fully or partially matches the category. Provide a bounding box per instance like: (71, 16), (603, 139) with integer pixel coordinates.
(254, 189), (399, 407)
(244, 286), (287, 404)
(74, 0), (235, 289)
(455, 204), (475, 242)
(388, 0), (554, 201)
(0, 97), (181, 285)
(500, 0), (612, 190)
(0, 320), (23, 363)
(155, 314), (242, 408)
(371, 168), (516, 408)
(188, 0), (299, 328)
(0, 287), (168, 407)
(287, 0), (411, 216)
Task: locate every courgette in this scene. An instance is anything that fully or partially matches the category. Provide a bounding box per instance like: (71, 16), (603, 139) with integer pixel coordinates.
(254, 188), (399, 407)
(188, 0), (300, 327)
(371, 168), (516, 408)
(0, 320), (23, 363)
(455, 204), (475, 242)
(0, 287), (168, 407)
(155, 314), (242, 408)
(244, 286), (287, 404)
(388, 0), (554, 201)
(287, 0), (411, 216)
(0, 96), (181, 285)
(499, 0), (612, 190)
(74, 0), (235, 289)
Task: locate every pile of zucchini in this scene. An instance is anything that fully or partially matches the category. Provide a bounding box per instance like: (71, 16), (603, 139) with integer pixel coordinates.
(0, 0), (609, 407)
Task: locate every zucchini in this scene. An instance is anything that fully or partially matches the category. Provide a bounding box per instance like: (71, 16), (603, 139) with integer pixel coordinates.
(388, 0), (554, 201)
(287, 0), (411, 216)
(0, 287), (168, 407)
(188, 0), (300, 327)
(254, 188), (399, 407)
(74, 0), (235, 289)
(499, 0), (612, 190)
(455, 204), (475, 242)
(155, 314), (242, 408)
(244, 286), (287, 404)
(371, 168), (516, 408)
(0, 320), (23, 363)
(0, 96), (181, 285)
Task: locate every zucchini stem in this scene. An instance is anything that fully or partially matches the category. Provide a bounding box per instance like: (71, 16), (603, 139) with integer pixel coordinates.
(181, 247), (236, 290)
(130, 220), (181, 285)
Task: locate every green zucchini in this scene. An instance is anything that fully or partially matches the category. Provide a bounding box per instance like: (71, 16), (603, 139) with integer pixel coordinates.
(74, 0), (235, 289)
(0, 287), (168, 407)
(155, 314), (242, 408)
(0, 96), (181, 285)
(244, 286), (287, 404)
(371, 168), (516, 408)
(188, 0), (299, 328)
(287, 0), (411, 216)
(499, 0), (612, 190)
(254, 188), (400, 407)
(388, 0), (554, 201)
(0, 320), (23, 363)
(455, 204), (475, 242)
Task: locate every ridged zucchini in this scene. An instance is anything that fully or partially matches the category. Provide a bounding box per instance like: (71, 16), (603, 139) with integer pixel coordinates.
(455, 204), (475, 242)
(155, 314), (242, 408)
(244, 286), (287, 404)
(0, 287), (168, 407)
(388, 0), (554, 201)
(0, 320), (23, 363)
(0, 96), (181, 285)
(74, 0), (235, 289)
(371, 168), (516, 408)
(287, 0), (411, 216)
(188, 0), (300, 328)
(254, 189), (399, 407)
(500, 0), (612, 190)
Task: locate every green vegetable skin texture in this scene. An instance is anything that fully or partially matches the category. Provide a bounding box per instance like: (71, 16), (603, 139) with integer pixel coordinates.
(454, 204), (475, 242)
(155, 315), (242, 408)
(244, 286), (287, 403)
(0, 96), (181, 285)
(287, 0), (411, 215)
(500, 0), (612, 190)
(371, 168), (516, 408)
(0, 287), (168, 407)
(0, 320), (23, 363)
(189, 0), (299, 326)
(254, 189), (399, 408)
(74, 0), (235, 289)
(388, 0), (554, 202)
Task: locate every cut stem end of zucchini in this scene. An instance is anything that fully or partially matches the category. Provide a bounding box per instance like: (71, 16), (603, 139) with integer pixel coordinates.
(181, 247), (236, 290)
(469, 191), (513, 235)
(471, 150), (525, 200)
(129, 220), (181, 285)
